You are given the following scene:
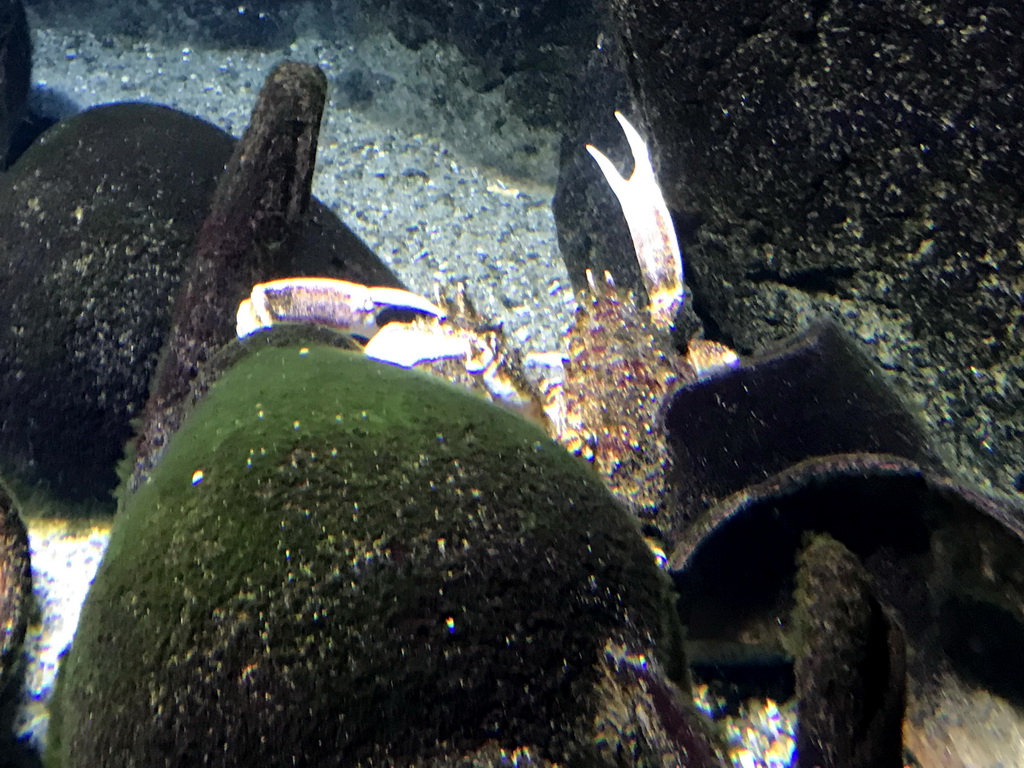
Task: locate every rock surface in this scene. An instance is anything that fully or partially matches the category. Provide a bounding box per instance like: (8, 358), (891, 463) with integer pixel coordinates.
(0, 0), (30, 168)
(791, 533), (906, 768)
(0, 92), (397, 512)
(607, 0), (1024, 496)
(0, 485), (30, 758)
(47, 337), (681, 766)
(135, 61), (332, 486)
(0, 103), (233, 510)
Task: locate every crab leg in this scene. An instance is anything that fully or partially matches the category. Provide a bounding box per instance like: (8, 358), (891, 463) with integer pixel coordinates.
(236, 277), (444, 340)
(586, 112), (684, 331)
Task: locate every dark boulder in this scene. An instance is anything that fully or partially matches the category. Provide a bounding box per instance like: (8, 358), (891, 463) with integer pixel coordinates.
(606, 0), (1024, 496)
(791, 533), (906, 768)
(666, 320), (1024, 764)
(0, 103), (234, 512)
(0, 91), (397, 513)
(0, 486), (30, 761)
(0, 0), (31, 169)
(47, 335), (697, 766)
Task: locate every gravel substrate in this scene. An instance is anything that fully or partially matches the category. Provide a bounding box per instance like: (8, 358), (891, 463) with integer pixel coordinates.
(25, 9), (577, 356)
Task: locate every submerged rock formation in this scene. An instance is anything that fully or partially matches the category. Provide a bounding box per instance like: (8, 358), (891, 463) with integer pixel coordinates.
(0, 0), (30, 169)
(0, 63), (397, 514)
(47, 335), (712, 766)
(606, 0), (1024, 496)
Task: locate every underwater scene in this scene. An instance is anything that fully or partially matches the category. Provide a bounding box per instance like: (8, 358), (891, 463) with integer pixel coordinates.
(0, 0), (1022, 765)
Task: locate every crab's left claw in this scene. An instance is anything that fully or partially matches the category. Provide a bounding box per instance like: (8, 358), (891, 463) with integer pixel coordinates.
(587, 112), (683, 331)
(236, 277), (444, 340)
(363, 322), (470, 368)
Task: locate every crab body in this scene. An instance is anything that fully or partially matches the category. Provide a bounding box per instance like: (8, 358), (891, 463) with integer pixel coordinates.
(559, 275), (692, 529)
(235, 113), (738, 545)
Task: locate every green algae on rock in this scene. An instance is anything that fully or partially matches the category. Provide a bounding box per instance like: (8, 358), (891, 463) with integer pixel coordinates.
(47, 339), (677, 766)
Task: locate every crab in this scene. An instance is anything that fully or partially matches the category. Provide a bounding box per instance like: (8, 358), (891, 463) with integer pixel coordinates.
(235, 112), (739, 546)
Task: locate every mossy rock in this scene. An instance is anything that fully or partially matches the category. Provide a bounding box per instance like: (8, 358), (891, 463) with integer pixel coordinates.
(47, 340), (671, 766)
(0, 102), (399, 515)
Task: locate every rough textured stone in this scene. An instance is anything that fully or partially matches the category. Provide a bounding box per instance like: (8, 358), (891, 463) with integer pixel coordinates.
(551, 37), (635, 297)
(0, 485), (30, 759)
(607, 0), (1024, 497)
(0, 103), (233, 511)
(663, 321), (941, 520)
(791, 533), (906, 768)
(671, 456), (1024, 766)
(47, 339), (678, 767)
(0, 0), (31, 169)
(0, 95), (398, 513)
(135, 62), (330, 485)
(353, 0), (601, 128)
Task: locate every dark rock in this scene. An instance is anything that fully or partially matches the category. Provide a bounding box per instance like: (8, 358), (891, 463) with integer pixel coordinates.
(5, 109), (58, 170)
(593, 642), (727, 768)
(410, 742), (557, 768)
(47, 336), (692, 766)
(664, 316), (1024, 762)
(551, 36), (635, 297)
(0, 0), (31, 169)
(135, 62), (331, 485)
(791, 533), (906, 768)
(0, 78), (399, 513)
(551, 41), (708, 348)
(0, 103), (234, 512)
(0, 485), (31, 760)
(671, 457), (1024, 765)
(607, 0), (1024, 495)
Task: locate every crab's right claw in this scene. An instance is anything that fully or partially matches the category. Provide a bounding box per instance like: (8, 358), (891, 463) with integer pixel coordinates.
(236, 277), (444, 340)
(587, 112), (683, 331)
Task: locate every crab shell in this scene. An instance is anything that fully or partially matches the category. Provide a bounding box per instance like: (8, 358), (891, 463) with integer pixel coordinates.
(233, 112), (739, 541)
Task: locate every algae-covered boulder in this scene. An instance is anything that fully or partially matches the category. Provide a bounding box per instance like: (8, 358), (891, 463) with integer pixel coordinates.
(47, 339), (673, 766)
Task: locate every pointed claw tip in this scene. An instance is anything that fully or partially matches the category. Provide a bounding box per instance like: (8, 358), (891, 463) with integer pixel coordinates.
(614, 113), (654, 177)
(236, 298), (262, 338)
(367, 286), (446, 319)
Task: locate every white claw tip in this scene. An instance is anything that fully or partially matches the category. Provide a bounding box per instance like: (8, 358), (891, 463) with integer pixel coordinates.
(236, 298), (262, 338)
(587, 111), (685, 331)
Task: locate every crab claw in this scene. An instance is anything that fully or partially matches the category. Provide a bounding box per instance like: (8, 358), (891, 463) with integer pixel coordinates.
(586, 111), (684, 331)
(363, 322), (470, 368)
(236, 277), (444, 340)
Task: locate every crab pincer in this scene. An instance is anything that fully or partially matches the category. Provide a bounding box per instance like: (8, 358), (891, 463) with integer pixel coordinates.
(586, 111), (684, 332)
(235, 277), (444, 341)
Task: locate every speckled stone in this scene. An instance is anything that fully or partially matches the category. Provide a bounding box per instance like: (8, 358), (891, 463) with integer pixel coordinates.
(0, 102), (234, 511)
(0, 0), (30, 168)
(0, 484), (31, 757)
(47, 338), (678, 766)
(0, 88), (397, 513)
(608, 0), (1024, 496)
